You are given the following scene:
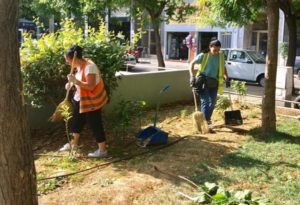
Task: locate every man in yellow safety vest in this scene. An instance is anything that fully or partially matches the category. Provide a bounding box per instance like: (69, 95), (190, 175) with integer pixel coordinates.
(189, 39), (229, 131)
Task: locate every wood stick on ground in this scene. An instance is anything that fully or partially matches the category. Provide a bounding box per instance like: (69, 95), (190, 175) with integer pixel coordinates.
(154, 165), (200, 189)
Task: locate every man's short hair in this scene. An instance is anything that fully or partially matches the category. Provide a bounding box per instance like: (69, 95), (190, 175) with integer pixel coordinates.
(209, 40), (221, 47)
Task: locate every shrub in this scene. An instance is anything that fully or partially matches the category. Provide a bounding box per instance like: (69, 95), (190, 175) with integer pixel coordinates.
(21, 18), (128, 108)
(111, 99), (147, 143)
(230, 80), (247, 105)
(215, 95), (231, 111)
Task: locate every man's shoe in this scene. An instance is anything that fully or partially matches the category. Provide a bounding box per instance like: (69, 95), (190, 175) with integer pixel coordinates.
(88, 149), (108, 158)
(59, 143), (78, 152)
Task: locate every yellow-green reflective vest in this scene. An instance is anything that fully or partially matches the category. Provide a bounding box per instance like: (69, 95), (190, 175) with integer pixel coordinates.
(196, 53), (225, 94)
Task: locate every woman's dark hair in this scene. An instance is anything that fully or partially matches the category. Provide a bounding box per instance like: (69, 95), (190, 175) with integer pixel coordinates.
(209, 39), (221, 47)
(66, 44), (83, 59)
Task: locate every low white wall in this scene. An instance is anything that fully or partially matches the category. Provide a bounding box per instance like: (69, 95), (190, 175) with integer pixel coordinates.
(28, 69), (193, 128)
(105, 69), (192, 111)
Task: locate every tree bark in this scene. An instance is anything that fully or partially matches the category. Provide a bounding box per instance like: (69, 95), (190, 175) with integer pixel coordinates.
(152, 22), (165, 67)
(285, 16), (297, 67)
(0, 1), (38, 205)
(279, 0), (297, 68)
(279, 1), (298, 94)
(261, 0), (279, 134)
(285, 15), (297, 94)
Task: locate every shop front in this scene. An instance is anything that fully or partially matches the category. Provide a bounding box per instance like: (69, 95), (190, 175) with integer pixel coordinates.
(166, 32), (189, 61)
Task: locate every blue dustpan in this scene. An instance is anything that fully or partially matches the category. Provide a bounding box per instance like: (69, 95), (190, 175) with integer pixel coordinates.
(137, 85), (170, 147)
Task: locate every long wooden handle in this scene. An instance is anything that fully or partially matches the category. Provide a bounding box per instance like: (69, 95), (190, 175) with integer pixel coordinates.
(64, 51), (77, 100)
(192, 89), (198, 112)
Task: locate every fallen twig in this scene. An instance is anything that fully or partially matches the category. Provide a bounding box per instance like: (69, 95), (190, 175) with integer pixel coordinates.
(34, 154), (64, 158)
(178, 192), (195, 201)
(38, 135), (188, 181)
(153, 166), (200, 189)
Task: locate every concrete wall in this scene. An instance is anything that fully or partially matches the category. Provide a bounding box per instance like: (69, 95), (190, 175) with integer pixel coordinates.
(29, 69), (193, 128)
(106, 69), (192, 110)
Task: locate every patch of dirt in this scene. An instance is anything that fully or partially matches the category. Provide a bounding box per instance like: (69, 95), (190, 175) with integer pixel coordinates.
(35, 103), (297, 205)
(276, 106), (300, 117)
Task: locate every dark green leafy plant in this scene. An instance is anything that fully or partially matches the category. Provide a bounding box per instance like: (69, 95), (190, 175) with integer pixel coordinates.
(279, 42), (288, 64)
(180, 182), (271, 205)
(230, 80), (247, 105)
(21, 18), (127, 108)
(60, 104), (76, 158)
(112, 99), (147, 142)
(215, 96), (231, 111)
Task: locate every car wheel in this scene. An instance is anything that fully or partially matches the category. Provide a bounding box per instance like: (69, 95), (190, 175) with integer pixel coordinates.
(258, 75), (265, 87)
(294, 96), (300, 109)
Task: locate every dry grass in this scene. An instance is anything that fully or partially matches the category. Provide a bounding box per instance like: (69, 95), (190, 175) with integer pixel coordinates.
(35, 103), (298, 205)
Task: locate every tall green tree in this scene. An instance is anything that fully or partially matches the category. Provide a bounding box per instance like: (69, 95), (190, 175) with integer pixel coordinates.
(279, 0), (300, 68)
(198, 0), (300, 77)
(19, 0), (112, 28)
(197, 0), (281, 134)
(0, 0), (37, 204)
(127, 0), (196, 67)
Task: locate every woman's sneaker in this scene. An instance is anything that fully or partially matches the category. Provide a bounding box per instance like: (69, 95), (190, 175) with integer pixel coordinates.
(59, 143), (78, 152)
(88, 149), (108, 158)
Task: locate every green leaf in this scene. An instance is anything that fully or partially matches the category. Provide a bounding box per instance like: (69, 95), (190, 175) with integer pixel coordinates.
(204, 182), (219, 195)
(234, 190), (252, 201)
(194, 191), (210, 203)
(212, 193), (228, 201)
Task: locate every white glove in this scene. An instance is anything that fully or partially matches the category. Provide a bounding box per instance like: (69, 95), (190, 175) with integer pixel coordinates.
(65, 82), (73, 90)
(67, 74), (78, 84)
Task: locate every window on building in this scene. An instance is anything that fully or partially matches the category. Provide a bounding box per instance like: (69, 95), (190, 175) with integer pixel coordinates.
(220, 32), (232, 48)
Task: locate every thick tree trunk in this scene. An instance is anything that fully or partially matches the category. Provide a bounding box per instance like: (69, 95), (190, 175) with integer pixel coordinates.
(0, 1), (38, 205)
(285, 17), (297, 67)
(261, 0), (279, 134)
(152, 21), (165, 67)
(285, 16), (297, 94)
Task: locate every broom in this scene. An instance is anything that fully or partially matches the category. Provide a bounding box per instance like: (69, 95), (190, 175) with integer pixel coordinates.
(49, 52), (77, 122)
(192, 89), (209, 134)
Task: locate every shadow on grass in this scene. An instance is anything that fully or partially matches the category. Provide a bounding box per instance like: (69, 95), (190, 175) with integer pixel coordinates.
(248, 127), (300, 144)
(220, 151), (271, 170)
(110, 134), (233, 187)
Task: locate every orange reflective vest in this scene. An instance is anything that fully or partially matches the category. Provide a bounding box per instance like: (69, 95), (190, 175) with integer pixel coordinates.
(79, 66), (108, 113)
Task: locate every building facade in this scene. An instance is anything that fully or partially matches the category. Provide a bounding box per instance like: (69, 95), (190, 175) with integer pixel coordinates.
(162, 9), (300, 62)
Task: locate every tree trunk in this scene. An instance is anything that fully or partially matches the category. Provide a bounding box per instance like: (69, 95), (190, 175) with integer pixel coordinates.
(0, 1), (38, 205)
(285, 16), (297, 67)
(152, 20), (165, 67)
(285, 15), (297, 94)
(261, 0), (279, 134)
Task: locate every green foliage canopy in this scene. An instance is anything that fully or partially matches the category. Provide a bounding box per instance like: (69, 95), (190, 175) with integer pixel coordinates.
(197, 0), (264, 26)
(130, 0), (196, 24)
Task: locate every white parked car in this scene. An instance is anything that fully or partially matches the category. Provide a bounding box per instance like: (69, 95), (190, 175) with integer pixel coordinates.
(222, 49), (266, 86)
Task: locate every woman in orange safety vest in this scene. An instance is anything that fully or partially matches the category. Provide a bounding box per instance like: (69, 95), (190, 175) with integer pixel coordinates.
(59, 45), (108, 158)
